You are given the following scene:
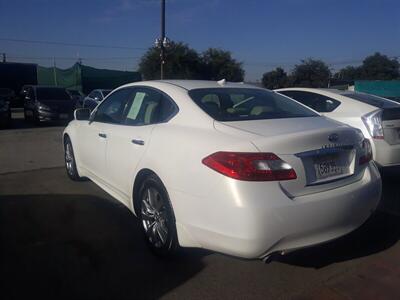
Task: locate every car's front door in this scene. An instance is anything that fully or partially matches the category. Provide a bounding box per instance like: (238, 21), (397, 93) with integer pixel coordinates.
(77, 88), (132, 182)
(105, 87), (178, 198)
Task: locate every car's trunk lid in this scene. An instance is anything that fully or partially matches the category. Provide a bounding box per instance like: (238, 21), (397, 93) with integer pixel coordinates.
(382, 107), (400, 145)
(215, 117), (366, 197)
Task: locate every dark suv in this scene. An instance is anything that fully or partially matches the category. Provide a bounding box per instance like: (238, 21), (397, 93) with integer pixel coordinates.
(23, 86), (75, 124)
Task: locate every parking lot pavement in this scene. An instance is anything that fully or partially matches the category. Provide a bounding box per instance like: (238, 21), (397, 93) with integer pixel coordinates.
(1, 167), (400, 300)
(0, 109), (65, 174)
(1, 119), (400, 300)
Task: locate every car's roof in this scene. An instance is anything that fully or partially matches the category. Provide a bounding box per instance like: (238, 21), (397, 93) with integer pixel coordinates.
(276, 87), (342, 93)
(275, 87), (366, 98)
(128, 80), (262, 91)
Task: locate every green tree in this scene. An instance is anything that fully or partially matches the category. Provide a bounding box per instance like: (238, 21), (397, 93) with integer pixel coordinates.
(360, 52), (399, 80)
(334, 65), (362, 81)
(291, 59), (331, 87)
(261, 67), (288, 89)
(200, 48), (244, 81)
(138, 41), (201, 80)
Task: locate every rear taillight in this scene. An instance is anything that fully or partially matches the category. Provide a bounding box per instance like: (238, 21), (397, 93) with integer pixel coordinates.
(362, 109), (384, 139)
(202, 152), (297, 181)
(359, 139), (373, 165)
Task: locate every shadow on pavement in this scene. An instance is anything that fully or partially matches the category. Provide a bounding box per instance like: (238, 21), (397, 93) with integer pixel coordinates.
(278, 177), (400, 269)
(0, 194), (205, 300)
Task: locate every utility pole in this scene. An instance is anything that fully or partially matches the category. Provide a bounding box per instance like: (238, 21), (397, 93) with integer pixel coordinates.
(155, 0), (170, 79)
(53, 57), (58, 86)
(160, 0), (166, 79)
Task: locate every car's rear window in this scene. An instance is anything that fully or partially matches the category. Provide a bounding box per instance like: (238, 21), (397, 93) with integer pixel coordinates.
(188, 88), (318, 121)
(36, 88), (71, 101)
(342, 92), (400, 109)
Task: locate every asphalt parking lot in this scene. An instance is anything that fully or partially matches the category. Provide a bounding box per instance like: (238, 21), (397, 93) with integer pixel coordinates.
(1, 110), (400, 300)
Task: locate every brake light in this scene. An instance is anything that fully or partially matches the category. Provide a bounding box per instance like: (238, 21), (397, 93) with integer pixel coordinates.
(362, 110), (384, 140)
(202, 152), (297, 181)
(359, 139), (373, 165)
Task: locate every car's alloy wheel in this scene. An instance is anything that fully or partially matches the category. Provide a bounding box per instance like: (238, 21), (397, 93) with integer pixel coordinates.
(139, 175), (179, 256)
(64, 137), (84, 181)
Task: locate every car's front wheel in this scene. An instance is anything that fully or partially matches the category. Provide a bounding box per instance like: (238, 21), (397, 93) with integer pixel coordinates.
(64, 137), (84, 181)
(139, 174), (179, 256)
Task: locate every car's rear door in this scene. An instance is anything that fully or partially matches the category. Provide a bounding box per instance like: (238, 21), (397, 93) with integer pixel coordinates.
(105, 87), (178, 197)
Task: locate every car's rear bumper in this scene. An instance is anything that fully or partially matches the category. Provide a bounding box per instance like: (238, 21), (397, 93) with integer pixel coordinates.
(172, 162), (381, 259)
(374, 139), (400, 167)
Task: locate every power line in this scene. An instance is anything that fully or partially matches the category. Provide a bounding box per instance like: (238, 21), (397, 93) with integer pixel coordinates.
(0, 37), (147, 51)
(7, 55), (141, 61)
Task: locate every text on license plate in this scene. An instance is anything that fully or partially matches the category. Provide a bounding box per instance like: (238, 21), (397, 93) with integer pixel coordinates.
(314, 155), (343, 180)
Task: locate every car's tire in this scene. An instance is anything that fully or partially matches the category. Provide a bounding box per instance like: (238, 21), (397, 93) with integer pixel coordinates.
(64, 136), (85, 181)
(138, 174), (179, 257)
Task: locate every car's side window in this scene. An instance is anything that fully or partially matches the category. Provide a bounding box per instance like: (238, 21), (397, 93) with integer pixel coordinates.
(280, 91), (340, 113)
(123, 88), (177, 126)
(93, 89), (132, 124)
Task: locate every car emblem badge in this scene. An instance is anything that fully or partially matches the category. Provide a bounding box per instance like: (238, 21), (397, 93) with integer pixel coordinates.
(328, 133), (339, 142)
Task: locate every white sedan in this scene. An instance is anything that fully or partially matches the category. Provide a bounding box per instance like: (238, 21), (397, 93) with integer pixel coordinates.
(63, 80), (381, 259)
(276, 88), (400, 171)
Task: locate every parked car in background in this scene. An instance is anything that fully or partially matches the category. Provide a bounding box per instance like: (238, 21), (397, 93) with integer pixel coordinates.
(83, 89), (111, 111)
(63, 80), (381, 259)
(24, 86), (75, 124)
(276, 88), (400, 171)
(67, 89), (85, 108)
(0, 88), (16, 104)
(0, 96), (11, 127)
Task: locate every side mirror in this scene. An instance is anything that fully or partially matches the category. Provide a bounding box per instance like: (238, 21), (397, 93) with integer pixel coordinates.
(74, 108), (91, 121)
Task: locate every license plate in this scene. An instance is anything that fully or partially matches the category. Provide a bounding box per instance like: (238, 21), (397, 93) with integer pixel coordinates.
(59, 113), (69, 119)
(314, 155), (344, 180)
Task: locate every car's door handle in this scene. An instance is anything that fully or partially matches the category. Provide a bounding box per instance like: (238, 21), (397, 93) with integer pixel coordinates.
(131, 139), (145, 145)
(98, 133), (107, 138)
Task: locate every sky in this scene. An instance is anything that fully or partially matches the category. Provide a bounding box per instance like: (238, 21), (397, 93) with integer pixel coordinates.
(0, 0), (399, 81)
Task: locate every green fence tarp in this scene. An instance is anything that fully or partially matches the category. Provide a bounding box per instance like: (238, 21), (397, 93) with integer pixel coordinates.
(37, 63), (82, 91)
(355, 80), (400, 98)
(80, 65), (141, 94)
(37, 63), (141, 93)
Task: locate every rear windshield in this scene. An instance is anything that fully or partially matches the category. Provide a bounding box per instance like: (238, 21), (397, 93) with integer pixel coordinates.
(342, 92), (400, 109)
(188, 88), (318, 121)
(36, 88), (71, 101)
